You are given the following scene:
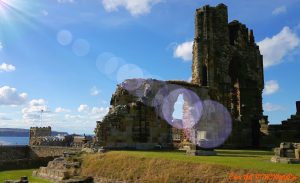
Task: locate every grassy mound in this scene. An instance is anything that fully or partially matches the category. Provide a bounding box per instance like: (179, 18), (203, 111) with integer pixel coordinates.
(80, 150), (300, 182)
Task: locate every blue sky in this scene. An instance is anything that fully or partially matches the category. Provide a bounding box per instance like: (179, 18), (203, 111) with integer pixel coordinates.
(0, 0), (300, 134)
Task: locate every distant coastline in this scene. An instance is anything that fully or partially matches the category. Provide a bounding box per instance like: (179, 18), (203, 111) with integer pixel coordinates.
(0, 128), (68, 137)
(0, 136), (29, 145)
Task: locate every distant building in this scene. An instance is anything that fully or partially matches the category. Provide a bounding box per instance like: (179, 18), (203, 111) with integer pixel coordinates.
(72, 135), (93, 148)
(29, 127), (92, 148)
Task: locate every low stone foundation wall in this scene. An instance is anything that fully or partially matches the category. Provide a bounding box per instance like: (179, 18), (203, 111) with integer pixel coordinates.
(0, 146), (29, 161)
(0, 157), (53, 171)
(0, 145), (81, 171)
(30, 146), (81, 158)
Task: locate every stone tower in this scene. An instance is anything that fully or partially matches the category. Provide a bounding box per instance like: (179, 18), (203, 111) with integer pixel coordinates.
(192, 4), (265, 147)
(29, 126), (52, 146)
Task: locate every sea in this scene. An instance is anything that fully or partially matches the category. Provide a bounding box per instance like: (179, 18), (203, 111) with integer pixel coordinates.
(0, 136), (29, 146)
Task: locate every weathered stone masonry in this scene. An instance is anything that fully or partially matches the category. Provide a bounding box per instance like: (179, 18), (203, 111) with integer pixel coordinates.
(192, 4), (265, 147)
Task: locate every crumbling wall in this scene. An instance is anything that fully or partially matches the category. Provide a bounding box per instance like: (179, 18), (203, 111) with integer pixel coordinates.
(29, 146), (81, 158)
(0, 146), (29, 161)
(95, 79), (211, 149)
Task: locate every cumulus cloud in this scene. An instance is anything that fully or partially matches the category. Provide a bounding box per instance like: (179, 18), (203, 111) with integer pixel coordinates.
(173, 41), (193, 61)
(55, 107), (71, 113)
(0, 86), (27, 105)
(65, 106), (108, 123)
(22, 99), (48, 114)
(272, 6), (287, 15)
(102, 0), (162, 16)
(78, 104), (89, 113)
(263, 80), (279, 95)
(258, 26), (300, 68)
(90, 86), (100, 96)
(22, 99), (50, 124)
(264, 103), (284, 112)
(0, 63), (16, 72)
(91, 107), (109, 115)
(65, 114), (84, 121)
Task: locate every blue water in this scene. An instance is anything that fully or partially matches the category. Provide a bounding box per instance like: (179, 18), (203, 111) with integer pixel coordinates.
(0, 136), (29, 146)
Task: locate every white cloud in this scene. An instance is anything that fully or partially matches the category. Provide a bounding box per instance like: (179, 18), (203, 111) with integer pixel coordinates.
(173, 41), (193, 61)
(90, 86), (100, 96)
(22, 99), (51, 124)
(0, 42), (3, 50)
(55, 107), (71, 113)
(264, 103), (284, 112)
(78, 104), (89, 112)
(272, 6), (287, 15)
(0, 86), (27, 105)
(65, 114), (84, 121)
(264, 80), (279, 95)
(91, 107), (109, 115)
(57, 0), (74, 3)
(102, 0), (162, 16)
(258, 26), (300, 68)
(22, 99), (48, 114)
(0, 63), (16, 72)
(65, 106), (108, 122)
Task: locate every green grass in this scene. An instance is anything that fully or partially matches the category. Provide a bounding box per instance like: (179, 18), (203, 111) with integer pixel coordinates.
(1, 150), (299, 183)
(0, 169), (52, 183)
(113, 149), (300, 176)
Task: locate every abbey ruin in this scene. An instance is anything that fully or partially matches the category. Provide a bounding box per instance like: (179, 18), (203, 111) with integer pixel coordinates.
(95, 4), (300, 149)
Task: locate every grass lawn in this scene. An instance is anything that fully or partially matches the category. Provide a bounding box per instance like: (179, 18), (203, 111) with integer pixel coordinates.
(0, 169), (52, 183)
(1, 150), (299, 183)
(112, 149), (300, 176)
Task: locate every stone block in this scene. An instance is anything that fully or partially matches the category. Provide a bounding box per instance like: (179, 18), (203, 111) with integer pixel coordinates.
(280, 142), (292, 149)
(285, 149), (296, 158)
(295, 148), (300, 159)
(271, 156), (300, 164)
(293, 143), (300, 148)
(274, 148), (283, 156)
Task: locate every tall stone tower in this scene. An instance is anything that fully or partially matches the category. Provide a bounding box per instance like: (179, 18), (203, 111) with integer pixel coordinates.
(192, 4), (265, 147)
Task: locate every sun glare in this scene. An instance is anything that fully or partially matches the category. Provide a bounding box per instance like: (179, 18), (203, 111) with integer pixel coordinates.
(0, 0), (24, 20)
(0, 0), (12, 19)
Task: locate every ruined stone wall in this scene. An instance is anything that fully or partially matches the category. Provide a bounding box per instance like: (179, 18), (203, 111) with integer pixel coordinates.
(0, 157), (52, 171)
(0, 145), (60, 171)
(95, 79), (211, 149)
(0, 146), (68, 161)
(96, 80), (172, 149)
(266, 101), (300, 146)
(29, 127), (52, 146)
(0, 145), (29, 161)
(95, 4), (269, 149)
(192, 4), (231, 106)
(0, 146), (80, 160)
(191, 4), (265, 147)
(29, 146), (81, 158)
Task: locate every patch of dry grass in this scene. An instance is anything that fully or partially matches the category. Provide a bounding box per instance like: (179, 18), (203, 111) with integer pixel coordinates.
(80, 152), (297, 183)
